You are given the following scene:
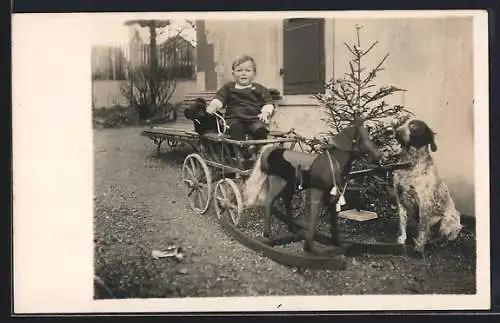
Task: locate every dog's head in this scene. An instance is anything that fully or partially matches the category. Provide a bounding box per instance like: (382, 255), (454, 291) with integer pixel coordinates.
(395, 119), (437, 152)
(184, 98), (207, 121)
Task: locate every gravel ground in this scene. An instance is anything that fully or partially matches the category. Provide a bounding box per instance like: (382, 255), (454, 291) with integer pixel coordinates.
(93, 125), (476, 299)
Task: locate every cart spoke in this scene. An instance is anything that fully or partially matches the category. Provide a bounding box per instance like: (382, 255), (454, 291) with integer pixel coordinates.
(191, 188), (199, 205)
(198, 187), (208, 205)
(215, 185), (227, 201)
(198, 182), (210, 189)
(184, 166), (196, 181)
(218, 185), (228, 200)
(216, 196), (228, 204)
(182, 154), (212, 215)
(186, 186), (196, 197)
(228, 208), (238, 224)
(195, 189), (204, 209)
(189, 157), (199, 176)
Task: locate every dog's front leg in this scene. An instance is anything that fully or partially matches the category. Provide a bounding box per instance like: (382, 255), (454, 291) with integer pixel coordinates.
(393, 181), (408, 245)
(413, 207), (432, 256)
(396, 200), (408, 244)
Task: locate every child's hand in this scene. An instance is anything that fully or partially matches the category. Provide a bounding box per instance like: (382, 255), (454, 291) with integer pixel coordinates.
(206, 104), (217, 114)
(259, 104), (274, 123)
(206, 99), (223, 114)
(258, 112), (270, 123)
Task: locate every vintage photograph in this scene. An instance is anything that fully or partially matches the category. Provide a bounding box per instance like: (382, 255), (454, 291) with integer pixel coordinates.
(89, 11), (485, 308)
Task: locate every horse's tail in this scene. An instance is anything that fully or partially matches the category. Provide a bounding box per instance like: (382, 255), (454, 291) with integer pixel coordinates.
(243, 144), (275, 207)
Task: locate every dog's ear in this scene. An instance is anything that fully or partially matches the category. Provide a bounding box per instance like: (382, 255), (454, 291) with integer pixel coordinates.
(430, 134), (437, 152)
(409, 120), (437, 151)
(425, 124), (438, 152)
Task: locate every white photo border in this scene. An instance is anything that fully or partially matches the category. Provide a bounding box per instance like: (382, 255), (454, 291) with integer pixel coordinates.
(12, 10), (490, 313)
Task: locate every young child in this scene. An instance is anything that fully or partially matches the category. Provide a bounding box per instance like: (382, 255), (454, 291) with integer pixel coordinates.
(206, 55), (275, 141)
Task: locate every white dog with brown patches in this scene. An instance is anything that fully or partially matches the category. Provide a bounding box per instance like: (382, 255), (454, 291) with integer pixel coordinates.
(392, 119), (463, 256)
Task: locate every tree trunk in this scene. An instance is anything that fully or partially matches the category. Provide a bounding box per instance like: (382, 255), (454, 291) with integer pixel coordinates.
(149, 24), (158, 117)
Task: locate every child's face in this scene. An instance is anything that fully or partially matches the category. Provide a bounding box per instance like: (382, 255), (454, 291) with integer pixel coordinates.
(232, 60), (256, 86)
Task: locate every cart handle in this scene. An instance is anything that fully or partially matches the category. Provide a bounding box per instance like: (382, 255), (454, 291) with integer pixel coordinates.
(213, 111), (228, 136)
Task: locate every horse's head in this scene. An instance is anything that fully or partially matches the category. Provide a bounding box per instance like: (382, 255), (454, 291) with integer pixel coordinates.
(328, 118), (383, 164)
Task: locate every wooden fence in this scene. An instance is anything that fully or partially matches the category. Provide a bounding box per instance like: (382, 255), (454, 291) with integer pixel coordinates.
(91, 40), (196, 81)
(91, 39), (197, 108)
(91, 46), (130, 81)
(92, 80), (129, 108)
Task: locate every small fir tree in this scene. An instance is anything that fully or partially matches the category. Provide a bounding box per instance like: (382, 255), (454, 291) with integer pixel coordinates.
(315, 25), (414, 212)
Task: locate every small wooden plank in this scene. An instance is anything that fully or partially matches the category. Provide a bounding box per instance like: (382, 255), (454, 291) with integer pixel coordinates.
(338, 209), (378, 222)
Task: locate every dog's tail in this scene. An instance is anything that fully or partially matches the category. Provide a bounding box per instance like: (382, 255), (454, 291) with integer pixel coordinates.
(243, 144), (275, 207)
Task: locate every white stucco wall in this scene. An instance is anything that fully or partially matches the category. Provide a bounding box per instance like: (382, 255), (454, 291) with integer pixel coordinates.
(333, 17), (474, 215)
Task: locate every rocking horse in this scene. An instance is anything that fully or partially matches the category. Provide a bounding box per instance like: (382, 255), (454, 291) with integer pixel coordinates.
(243, 117), (383, 254)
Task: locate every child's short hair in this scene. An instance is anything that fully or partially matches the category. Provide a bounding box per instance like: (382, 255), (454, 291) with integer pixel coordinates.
(231, 55), (257, 72)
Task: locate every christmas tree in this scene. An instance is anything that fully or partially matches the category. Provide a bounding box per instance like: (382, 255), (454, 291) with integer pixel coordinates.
(315, 25), (414, 213)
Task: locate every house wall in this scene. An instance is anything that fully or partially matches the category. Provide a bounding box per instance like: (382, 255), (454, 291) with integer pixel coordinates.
(333, 17), (474, 216)
(200, 17), (475, 216)
(200, 19), (335, 138)
(203, 19), (284, 91)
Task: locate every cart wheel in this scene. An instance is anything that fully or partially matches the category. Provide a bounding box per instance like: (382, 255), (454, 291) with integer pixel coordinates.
(214, 178), (244, 226)
(182, 153), (212, 214)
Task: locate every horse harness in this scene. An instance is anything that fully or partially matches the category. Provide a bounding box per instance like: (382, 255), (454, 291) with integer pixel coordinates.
(295, 126), (364, 211)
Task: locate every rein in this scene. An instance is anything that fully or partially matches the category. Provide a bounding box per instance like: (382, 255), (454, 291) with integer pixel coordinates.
(324, 124), (365, 211)
(213, 112), (228, 136)
(326, 150), (348, 212)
